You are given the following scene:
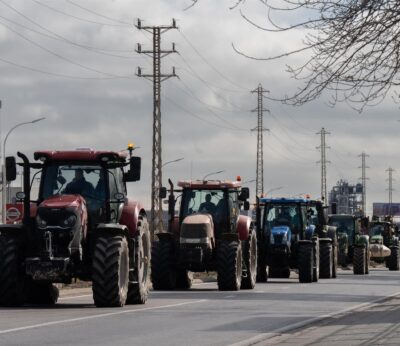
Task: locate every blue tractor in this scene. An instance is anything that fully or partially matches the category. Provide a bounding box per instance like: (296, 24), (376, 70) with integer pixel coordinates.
(255, 197), (337, 283)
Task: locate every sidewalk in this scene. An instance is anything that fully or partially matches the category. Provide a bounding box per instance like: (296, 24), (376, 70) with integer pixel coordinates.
(259, 295), (400, 346)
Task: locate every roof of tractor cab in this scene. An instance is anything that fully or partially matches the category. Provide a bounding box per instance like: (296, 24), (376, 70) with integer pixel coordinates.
(260, 197), (313, 204)
(34, 149), (127, 163)
(177, 180), (241, 189)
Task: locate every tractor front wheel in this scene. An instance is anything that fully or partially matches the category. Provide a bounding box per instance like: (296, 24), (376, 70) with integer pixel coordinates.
(353, 246), (366, 275)
(92, 235), (129, 307)
(217, 241), (242, 291)
(298, 243), (313, 283)
(151, 240), (176, 290)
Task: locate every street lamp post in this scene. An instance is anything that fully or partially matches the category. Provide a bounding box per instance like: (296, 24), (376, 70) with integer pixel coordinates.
(265, 186), (284, 197)
(2, 117), (46, 223)
(162, 157), (184, 168)
(202, 170), (225, 180)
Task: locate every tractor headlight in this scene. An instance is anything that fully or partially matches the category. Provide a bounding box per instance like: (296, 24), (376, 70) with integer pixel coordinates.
(36, 215), (47, 229)
(62, 215), (77, 228)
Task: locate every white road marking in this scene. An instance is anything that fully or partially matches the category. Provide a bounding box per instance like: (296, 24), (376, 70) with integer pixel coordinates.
(58, 294), (92, 301)
(0, 299), (207, 335)
(227, 291), (400, 346)
(224, 295), (235, 298)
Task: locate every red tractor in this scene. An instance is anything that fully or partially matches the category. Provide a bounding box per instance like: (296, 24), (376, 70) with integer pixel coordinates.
(151, 178), (257, 291)
(0, 149), (151, 307)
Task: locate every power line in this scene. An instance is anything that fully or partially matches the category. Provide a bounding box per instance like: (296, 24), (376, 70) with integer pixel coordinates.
(31, 0), (130, 27)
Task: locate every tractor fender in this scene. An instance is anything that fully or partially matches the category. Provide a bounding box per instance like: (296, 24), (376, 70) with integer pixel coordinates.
(236, 215), (251, 241)
(95, 223), (130, 238)
(119, 200), (145, 237)
(327, 226), (337, 246)
(356, 234), (369, 247)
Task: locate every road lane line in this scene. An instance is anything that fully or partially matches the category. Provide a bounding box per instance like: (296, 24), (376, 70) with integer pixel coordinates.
(0, 299), (207, 335)
(228, 291), (400, 346)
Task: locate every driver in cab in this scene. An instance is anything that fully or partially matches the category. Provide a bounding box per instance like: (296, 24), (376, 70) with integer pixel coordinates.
(64, 169), (95, 196)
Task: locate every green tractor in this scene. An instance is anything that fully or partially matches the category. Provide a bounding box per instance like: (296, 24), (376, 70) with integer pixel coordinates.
(368, 217), (400, 271)
(327, 214), (369, 275)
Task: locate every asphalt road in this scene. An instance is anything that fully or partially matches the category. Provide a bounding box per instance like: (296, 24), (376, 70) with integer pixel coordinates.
(0, 268), (399, 346)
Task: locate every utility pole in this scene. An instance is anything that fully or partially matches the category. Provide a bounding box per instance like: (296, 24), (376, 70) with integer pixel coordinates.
(316, 128), (330, 204)
(251, 84), (269, 198)
(359, 152), (369, 216)
(386, 167), (395, 216)
(136, 19), (177, 234)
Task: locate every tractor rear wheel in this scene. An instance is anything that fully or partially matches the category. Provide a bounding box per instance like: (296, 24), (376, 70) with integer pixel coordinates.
(319, 242), (333, 279)
(388, 246), (400, 271)
(217, 241), (242, 291)
(176, 269), (193, 289)
(151, 240), (176, 290)
(0, 236), (26, 306)
(353, 246), (366, 275)
(298, 243), (313, 283)
(241, 231), (257, 289)
(92, 235), (129, 307)
(127, 216), (151, 304)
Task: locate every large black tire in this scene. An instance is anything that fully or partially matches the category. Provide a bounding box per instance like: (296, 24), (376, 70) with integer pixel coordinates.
(151, 240), (176, 290)
(312, 240), (319, 282)
(319, 242), (333, 279)
(27, 281), (59, 305)
(353, 246), (366, 275)
(298, 243), (313, 283)
(92, 235), (129, 307)
(0, 236), (26, 306)
(217, 241), (242, 291)
(365, 245), (370, 274)
(256, 243), (267, 282)
(127, 216), (151, 304)
(241, 231), (257, 289)
(387, 246), (400, 271)
(176, 269), (193, 289)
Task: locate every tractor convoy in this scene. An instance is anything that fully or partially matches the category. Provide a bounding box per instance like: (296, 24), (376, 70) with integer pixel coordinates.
(0, 148), (398, 307)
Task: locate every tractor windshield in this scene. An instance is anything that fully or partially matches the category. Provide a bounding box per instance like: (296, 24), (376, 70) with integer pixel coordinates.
(370, 224), (385, 236)
(41, 164), (105, 212)
(264, 204), (302, 233)
(328, 216), (355, 243)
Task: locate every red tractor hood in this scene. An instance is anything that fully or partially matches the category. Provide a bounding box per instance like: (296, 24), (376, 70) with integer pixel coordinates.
(39, 194), (86, 209)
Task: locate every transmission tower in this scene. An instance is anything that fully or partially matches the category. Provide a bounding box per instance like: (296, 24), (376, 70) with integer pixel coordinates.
(251, 84), (269, 198)
(386, 167), (395, 216)
(136, 19), (177, 234)
(316, 128), (330, 204)
(358, 152), (369, 216)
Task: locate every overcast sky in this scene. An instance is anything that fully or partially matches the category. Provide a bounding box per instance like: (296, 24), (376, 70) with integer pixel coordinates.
(0, 0), (398, 215)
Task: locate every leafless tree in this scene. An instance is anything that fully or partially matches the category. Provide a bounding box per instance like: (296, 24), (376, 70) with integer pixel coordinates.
(190, 0), (400, 111)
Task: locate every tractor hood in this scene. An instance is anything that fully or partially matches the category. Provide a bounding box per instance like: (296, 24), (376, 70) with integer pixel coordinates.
(39, 194), (86, 210)
(180, 213), (215, 247)
(270, 226), (291, 246)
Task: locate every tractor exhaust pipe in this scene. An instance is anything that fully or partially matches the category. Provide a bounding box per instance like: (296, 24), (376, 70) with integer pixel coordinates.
(17, 152), (31, 226)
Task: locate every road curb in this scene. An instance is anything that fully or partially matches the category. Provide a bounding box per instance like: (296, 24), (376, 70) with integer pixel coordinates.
(229, 291), (400, 346)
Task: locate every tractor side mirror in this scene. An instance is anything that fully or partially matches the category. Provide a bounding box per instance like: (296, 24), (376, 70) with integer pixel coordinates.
(239, 187), (249, 201)
(243, 201), (250, 211)
(124, 156), (141, 182)
(6, 156), (17, 182)
(159, 187), (167, 199)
